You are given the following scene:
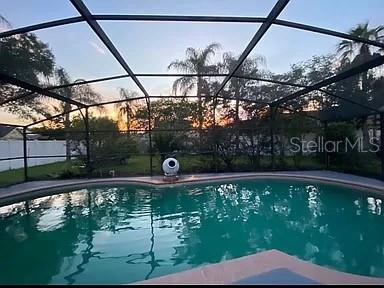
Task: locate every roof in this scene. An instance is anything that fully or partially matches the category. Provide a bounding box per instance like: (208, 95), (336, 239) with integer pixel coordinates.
(0, 125), (17, 138)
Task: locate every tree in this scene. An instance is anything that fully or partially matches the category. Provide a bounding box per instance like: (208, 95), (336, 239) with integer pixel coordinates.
(135, 98), (197, 160)
(337, 22), (384, 149)
(337, 22), (384, 85)
(0, 31), (55, 120)
(277, 111), (319, 168)
(135, 98), (196, 131)
(152, 132), (182, 163)
(168, 43), (221, 138)
(323, 122), (359, 169)
(70, 116), (138, 172)
(0, 34), (54, 84)
(114, 88), (139, 134)
(219, 53), (265, 122)
(218, 53), (266, 149)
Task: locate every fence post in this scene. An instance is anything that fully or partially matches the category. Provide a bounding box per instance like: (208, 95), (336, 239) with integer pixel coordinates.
(23, 127), (28, 181)
(84, 107), (91, 178)
(380, 113), (384, 180)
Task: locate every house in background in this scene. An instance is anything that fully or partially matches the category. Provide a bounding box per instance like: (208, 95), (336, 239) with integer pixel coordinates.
(0, 125), (45, 140)
(0, 125), (23, 140)
(0, 124), (65, 172)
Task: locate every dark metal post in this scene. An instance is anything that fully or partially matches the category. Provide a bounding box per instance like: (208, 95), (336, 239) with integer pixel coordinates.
(22, 127), (28, 181)
(84, 107), (91, 178)
(213, 98), (218, 173)
(380, 113), (384, 180)
(269, 105), (276, 171)
(323, 121), (329, 169)
(148, 100), (153, 176)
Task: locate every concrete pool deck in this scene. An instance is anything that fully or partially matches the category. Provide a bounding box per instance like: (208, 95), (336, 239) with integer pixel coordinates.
(136, 249), (384, 285)
(0, 170), (383, 206)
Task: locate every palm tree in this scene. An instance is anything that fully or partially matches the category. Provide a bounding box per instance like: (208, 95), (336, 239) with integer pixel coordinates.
(55, 68), (74, 160)
(337, 22), (384, 148)
(220, 52), (266, 148)
(337, 22), (384, 91)
(220, 53), (266, 125)
(55, 67), (102, 160)
(114, 88), (139, 134)
(168, 42), (221, 136)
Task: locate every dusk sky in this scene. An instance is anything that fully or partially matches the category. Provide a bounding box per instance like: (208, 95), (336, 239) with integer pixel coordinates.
(1, 0), (383, 124)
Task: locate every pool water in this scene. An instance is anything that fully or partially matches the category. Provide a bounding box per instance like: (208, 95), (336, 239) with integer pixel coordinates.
(0, 179), (383, 284)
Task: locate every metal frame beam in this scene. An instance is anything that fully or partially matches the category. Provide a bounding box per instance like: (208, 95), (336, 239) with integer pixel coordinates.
(269, 105), (277, 170)
(0, 122), (25, 128)
(234, 75), (382, 113)
(92, 15), (384, 49)
(22, 127), (28, 181)
(3, 15), (383, 50)
(86, 95), (269, 109)
(381, 113), (384, 180)
(0, 72), (87, 107)
(0, 17), (83, 38)
(273, 19), (384, 50)
(84, 107), (91, 178)
(318, 89), (382, 114)
(0, 73), (231, 106)
(93, 14), (267, 23)
(213, 0), (290, 98)
(234, 75), (306, 88)
(69, 0), (154, 176)
(272, 55), (384, 107)
(70, 0), (150, 100)
(26, 106), (83, 128)
(4, 71), (379, 115)
(0, 0), (383, 165)
(23, 95), (269, 128)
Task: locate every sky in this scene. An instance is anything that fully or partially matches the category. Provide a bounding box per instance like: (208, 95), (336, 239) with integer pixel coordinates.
(1, 0), (384, 125)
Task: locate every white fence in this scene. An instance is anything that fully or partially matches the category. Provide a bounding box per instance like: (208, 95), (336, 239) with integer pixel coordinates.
(0, 140), (67, 171)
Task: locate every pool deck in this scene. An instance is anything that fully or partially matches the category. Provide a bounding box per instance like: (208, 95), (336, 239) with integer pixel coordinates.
(136, 249), (384, 285)
(0, 170), (383, 206)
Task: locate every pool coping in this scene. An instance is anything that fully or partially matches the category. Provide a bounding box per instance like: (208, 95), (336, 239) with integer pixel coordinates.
(135, 249), (384, 285)
(0, 170), (383, 206)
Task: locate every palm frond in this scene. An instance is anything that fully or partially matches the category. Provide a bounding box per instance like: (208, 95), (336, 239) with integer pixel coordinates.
(172, 76), (195, 96)
(185, 47), (199, 60)
(0, 15), (11, 29)
(118, 87), (139, 100)
(167, 59), (195, 73)
(200, 42), (221, 65)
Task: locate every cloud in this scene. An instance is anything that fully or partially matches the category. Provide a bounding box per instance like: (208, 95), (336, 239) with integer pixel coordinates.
(90, 41), (106, 55)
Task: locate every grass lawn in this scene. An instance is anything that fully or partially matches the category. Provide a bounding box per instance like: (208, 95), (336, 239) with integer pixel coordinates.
(92, 154), (159, 177)
(93, 154), (216, 176)
(0, 154), (381, 188)
(91, 154), (325, 176)
(0, 161), (82, 187)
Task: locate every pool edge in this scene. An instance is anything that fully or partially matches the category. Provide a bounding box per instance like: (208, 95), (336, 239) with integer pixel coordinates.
(0, 171), (383, 206)
(135, 249), (384, 285)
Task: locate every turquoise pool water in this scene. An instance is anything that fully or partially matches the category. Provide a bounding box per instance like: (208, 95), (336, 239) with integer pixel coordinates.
(0, 179), (383, 284)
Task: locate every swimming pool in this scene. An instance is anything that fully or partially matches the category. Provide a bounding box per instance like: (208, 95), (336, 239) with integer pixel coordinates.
(0, 178), (383, 284)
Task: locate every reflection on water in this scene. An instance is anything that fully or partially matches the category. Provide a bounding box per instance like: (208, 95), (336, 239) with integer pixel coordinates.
(0, 179), (383, 284)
